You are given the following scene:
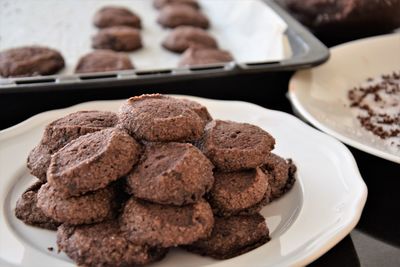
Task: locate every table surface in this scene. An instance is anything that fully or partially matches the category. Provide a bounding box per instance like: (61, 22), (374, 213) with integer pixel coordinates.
(1, 37), (399, 266)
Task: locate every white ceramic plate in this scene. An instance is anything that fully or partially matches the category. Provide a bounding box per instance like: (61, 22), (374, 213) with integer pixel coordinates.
(0, 96), (367, 267)
(288, 33), (400, 163)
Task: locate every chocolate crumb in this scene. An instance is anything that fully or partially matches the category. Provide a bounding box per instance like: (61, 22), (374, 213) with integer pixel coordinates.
(47, 247), (54, 251)
(348, 71), (400, 142)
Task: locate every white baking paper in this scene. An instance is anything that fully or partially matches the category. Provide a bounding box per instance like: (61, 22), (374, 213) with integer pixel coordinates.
(0, 0), (289, 74)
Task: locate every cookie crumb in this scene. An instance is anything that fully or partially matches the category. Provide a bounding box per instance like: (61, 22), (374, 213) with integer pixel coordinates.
(47, 247), (54, 251)
(348, 71), (400, 148)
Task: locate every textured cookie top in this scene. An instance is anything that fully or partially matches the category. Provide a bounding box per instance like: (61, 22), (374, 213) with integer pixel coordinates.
(261, 153), (297, 200)
(75, 50), (134, 74)
(57, 221), (167, 267)
(187, 214), (270, 259)
(209, 167), (268, 216)
(37, 183), (117, 225)
(47, 128), (141, 197)
(0, 46), (65, 77)
(178, 47), (233, 67)
(27, 144), (52, 182)
(162, 26), (218, 53)
(154, 0), (200, 10)
(15, 181), (60, 230)
(120, 198), (214, 247)
(41, 110), (118, 153)
(198, 120), (275, 171)
(93, 6), (141, 29)
(178, 98), (213, 123)
(127, 142), (214, 205)
(92, 26), (142, 52)
(118, 94), (206, 142)
(157, 5), (209, 29)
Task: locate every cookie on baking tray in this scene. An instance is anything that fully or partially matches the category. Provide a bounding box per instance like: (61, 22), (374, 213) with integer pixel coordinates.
(93, 6), (141, 29)
(92, 26), (142, 52)
(0, 46), (64, 78)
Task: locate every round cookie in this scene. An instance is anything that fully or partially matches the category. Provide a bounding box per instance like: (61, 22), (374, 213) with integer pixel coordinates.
(47, 128), (141, 197)
(208, 167), (269, 217)
(186, 214), (270, 259)
(37, 183), (117, 225)
(154, 0), (200, 10)
(157, 5), (209, 29)
(162, 26), (218, 53)
(126, 142), (214, 205)
(27, 144), (52, 182)
(0, 46), (64, 78)
(92, 26), (142, 52)
(198, 120), (275, 171)
(118, 94), (205, 142)
(93, 6), (141, 29)
(178, 98), (212, 123)
(278, 0), (400, 39)
(120, 198), (214, 247)
(27, 111), (118, 181)
(178, 47), (233, 67)
(261, 153), (297, 200)
(75, 50), (134, 73)
(15, 181), (60, 230)
(57, 221), (167, 267)
(40, 110), (118, 153)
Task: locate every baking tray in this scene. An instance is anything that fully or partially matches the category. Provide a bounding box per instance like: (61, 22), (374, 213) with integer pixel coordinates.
(0, 0), (329, 94)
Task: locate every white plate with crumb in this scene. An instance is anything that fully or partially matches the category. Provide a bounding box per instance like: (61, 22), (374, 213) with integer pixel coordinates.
(0, 96), (367, 267)
(288, 33), (400, 163)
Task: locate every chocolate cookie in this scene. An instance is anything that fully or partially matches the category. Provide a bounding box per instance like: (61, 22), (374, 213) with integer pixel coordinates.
(120, 198), (214, 247)
(198, 120), (275, 171)
(261, 153), (296, 200)
(279, 0), (400, 40)
(27, 111), (118, 181)
(157, 5), (209, 29)
(15, 181), (60, 230)
(0, 46), (64, 78)
(92, 26), (142, 52)
(178, 98), (213, 123)
(27, 145), (52, 182)
(208, 167), (269, 217)
(118, 94), (205, 142)
(75, 50), (134, 73)
(178, 47), (233, 67)
(57, 221), (167, 267)
(126, 142), (214, 205)
(162, 26), (218, 53)
(186, 214), (270, 259)
(47, 128), (141, 197)
(154, 0), (200, 10)
(37, 183), (117, 225)
(40, 110), (118, 153)
(93, 6), (141, 29)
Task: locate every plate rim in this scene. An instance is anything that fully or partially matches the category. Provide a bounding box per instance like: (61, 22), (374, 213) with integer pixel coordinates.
(0, 96), (367, 267)
(288, 33), (400, 164)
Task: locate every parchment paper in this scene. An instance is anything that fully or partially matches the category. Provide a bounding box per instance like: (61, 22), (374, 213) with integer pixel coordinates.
(0, 0), (289, 74)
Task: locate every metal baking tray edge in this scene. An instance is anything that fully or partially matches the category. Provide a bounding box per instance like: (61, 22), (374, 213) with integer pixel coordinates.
(0, 0), (329, 94)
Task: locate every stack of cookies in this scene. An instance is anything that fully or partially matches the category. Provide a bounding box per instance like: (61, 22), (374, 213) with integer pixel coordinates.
(15, 94), (296, 267)
(186, 120), (296, 258)
(154, 0), (234, 67)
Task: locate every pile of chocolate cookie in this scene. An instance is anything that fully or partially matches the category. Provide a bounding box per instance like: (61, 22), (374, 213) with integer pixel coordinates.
(15, 94), (296, 267)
